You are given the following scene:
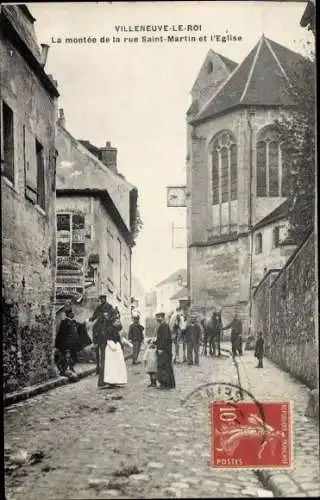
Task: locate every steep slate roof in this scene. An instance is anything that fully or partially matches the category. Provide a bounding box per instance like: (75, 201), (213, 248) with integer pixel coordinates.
(218, 53), (238, 72)
(191, 36), (306, 124)
(155, 269), (187, 288)
(253, 199), (289, 231)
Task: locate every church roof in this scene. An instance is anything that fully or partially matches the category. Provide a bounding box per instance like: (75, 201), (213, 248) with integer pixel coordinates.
(253, 199), (289, 230)
(190, 36), (307, 124)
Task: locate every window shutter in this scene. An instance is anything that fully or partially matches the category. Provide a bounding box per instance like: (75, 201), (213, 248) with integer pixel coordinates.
(24, 125), (37, 203)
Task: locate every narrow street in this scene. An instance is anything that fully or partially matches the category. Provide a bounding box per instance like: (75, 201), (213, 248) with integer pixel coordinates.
(5, 346), (267, 500)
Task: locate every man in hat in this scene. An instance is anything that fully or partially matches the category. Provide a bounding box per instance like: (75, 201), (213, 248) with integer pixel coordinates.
(128, 314), (144, 364)
(155, 312), (176, 389)
(185, 313), (202, 366)
(55, 306), (81, 376)
(230, 312), (243, 358)
(89, 293), (115, 374)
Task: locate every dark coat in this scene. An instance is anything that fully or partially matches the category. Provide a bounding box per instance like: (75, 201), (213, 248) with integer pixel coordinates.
(77, 322), (92, 349)
(231, 318), (243, 341)
(156, 322), (172, 356)
(185, 324), (202, 344)
(128, 323), (144, 343)
(91, 301), (115, 343)
(55, 317), (80, 352)
(254, 337), (264, 358)
(156, 321), (175, 389)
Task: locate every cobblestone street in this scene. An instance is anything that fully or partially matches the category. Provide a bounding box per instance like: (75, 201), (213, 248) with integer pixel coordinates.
(4, 344), (319, 499)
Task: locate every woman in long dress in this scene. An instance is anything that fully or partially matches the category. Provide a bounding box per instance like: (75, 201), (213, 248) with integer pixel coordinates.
(98, 316), (127, 388)
(155, 312), (176, 389)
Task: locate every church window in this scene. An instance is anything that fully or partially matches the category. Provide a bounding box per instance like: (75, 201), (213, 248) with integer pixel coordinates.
(256, 127), (288, 198)
(207, 61), (213, 74)
(211, 131), (237, 205)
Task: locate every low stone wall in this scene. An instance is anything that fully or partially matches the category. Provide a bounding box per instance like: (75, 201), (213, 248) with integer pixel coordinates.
(252, 231), (317, 389)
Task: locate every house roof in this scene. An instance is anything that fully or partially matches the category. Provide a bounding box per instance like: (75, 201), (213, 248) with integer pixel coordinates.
(56, 125), (136, 234)
(155, 269), (187, 288)
(170, 287), (189, 301)
(190, 35), (307, 124)
(253, 199), (289, 231)
(1, 5), (59, 98)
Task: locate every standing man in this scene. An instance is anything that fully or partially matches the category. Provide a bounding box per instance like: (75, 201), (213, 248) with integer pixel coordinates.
(186, 314), (202, 366)
(155, 312), (175, 389)
(180, 312), (188, 363)
(128, 314), (144, 364)
(212, 311), (222, 356)
(89, 294), (115, 374)
(231, 313), (243, 358)
(55, 306), (81, 375)
(172, 312), (182, 363)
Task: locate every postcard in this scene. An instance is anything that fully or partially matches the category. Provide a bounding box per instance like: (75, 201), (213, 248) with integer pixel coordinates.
(2, 1), (318, 499)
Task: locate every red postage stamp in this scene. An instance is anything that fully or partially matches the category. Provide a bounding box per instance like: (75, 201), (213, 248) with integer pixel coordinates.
(211, 401), (292, 469)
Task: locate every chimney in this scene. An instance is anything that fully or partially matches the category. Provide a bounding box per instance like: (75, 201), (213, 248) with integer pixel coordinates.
(40, 43), (50, 67)
(57, 108), (66, 128)
(100, 141), (118, 174)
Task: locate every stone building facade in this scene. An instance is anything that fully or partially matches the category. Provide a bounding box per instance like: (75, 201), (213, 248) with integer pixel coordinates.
(55, 121), (138, 334)
(186, 36), (306, 333)
(1, 5), (59, 391)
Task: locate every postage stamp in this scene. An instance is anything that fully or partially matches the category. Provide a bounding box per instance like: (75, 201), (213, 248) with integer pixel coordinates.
(211, 401), (292, 469)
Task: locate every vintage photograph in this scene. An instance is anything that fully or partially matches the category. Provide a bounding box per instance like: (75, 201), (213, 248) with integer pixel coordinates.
(1, 1), (318, 499)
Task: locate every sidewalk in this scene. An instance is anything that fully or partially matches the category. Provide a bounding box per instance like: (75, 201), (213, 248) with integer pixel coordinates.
(4, 351), (133, 408)
(236, 347), (319, 498)
(4, 363), (96, 408)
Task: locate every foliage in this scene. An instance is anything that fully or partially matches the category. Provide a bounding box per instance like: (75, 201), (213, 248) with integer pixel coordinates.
(274, 46), (316, 243)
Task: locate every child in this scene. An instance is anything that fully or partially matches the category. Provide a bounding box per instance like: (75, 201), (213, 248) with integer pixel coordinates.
(254, 332), (264, 368)
(143, 338), (157, 387)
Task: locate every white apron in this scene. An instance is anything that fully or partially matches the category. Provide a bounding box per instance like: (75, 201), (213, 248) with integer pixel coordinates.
(103, 340), (127, 385)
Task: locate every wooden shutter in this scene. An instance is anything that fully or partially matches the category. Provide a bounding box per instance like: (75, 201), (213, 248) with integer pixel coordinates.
(24, 125), (37, 203)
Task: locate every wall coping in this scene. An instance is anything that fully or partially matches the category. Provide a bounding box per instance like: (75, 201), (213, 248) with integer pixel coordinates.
(253, 269), (281, 298)
(270, 229), (314, 289)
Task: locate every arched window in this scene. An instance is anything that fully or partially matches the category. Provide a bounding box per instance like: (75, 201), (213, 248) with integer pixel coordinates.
(211, 131), (237, 205)
(256, 127), (289, 197)
(207, 61), (213, 74)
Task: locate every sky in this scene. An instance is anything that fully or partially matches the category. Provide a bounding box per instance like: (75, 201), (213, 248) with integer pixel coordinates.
(27, 1), (313, 292)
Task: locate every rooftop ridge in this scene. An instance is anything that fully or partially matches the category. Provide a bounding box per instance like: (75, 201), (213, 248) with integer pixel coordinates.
(240, 36), (263, 103)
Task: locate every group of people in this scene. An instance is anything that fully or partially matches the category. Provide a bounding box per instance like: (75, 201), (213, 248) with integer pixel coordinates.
(54, 297), (265, 390)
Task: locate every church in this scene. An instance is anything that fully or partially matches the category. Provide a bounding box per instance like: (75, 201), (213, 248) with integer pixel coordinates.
(186, 35), (305, 332)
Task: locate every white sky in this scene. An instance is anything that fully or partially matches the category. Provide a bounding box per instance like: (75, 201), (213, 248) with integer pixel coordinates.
(27, 1), (313, 292)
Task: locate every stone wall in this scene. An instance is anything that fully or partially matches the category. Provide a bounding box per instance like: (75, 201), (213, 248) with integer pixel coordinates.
(1, 30), (57, 392)
(252, 231), (317, 389)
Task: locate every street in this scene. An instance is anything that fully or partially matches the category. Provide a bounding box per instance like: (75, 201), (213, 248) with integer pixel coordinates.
(5, 345), (267, 500)
(4, 343), (319, 499)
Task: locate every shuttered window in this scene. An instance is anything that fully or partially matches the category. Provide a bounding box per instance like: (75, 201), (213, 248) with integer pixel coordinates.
(36, 140), (45, 210)
(24, 126), (38, 203)
(1, 101), (14, 183)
